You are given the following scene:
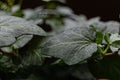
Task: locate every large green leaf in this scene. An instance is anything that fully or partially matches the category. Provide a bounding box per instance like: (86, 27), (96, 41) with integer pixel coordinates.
(0, 16), (46, 37)
(0, 32), (15, 47)
(0, 16), (46, 47)
(42, 27), (97, 65)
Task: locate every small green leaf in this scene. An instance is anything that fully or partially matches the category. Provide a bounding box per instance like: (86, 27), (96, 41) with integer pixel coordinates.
(90, 25), (97, 32)
(1, 47), (13, 53)
(96, 32), (103, 44)
(111, 40), (120, 48)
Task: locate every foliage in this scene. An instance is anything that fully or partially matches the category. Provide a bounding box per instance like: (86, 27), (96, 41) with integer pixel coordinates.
(0, 0), (24, 17)
(0, 0), (120, 80)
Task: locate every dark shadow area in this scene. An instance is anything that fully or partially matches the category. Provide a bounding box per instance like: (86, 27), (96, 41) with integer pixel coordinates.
(22, 0), (120, 21)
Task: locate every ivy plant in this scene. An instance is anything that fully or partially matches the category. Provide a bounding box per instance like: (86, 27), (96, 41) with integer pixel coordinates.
(0, 0), (120, 80)
(0, 16), (46, 73)
(0, 0), (24, 17)
(42, 21), (120, 64)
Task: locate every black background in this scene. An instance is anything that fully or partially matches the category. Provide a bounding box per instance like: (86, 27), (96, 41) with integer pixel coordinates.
(21, 0), (120, 21)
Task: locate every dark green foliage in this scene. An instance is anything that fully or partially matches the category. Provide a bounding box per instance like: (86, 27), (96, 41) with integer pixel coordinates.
(88, 53), (120, 80)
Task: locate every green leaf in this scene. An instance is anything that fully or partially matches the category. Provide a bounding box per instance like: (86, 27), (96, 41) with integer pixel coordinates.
(0, 33), (15, 47)
(12, 35), (33, 49)
(42, 27), (97, 65)
(25, 6), (75, 32)
(0, 1), (10, 11)
(96, 32), (103, 44)
(111, 40), (120, 48)
(11, 5), (24, 17)
(1, 47), (13, 53)
(46, 17), (64, 31)
(0, 16), (46, 37)
(110, 33), (120, 43)
(21, 36), (45, 66)
(0, 16), (46, 47)
(105, 21), (120, 34)
(12, 10), (24, 17)
(22, 49), (43, 66)
(88, 19), (120, 34)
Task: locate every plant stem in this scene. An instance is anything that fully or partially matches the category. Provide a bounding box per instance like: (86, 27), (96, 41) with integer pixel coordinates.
(102, 44), (110, 55)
